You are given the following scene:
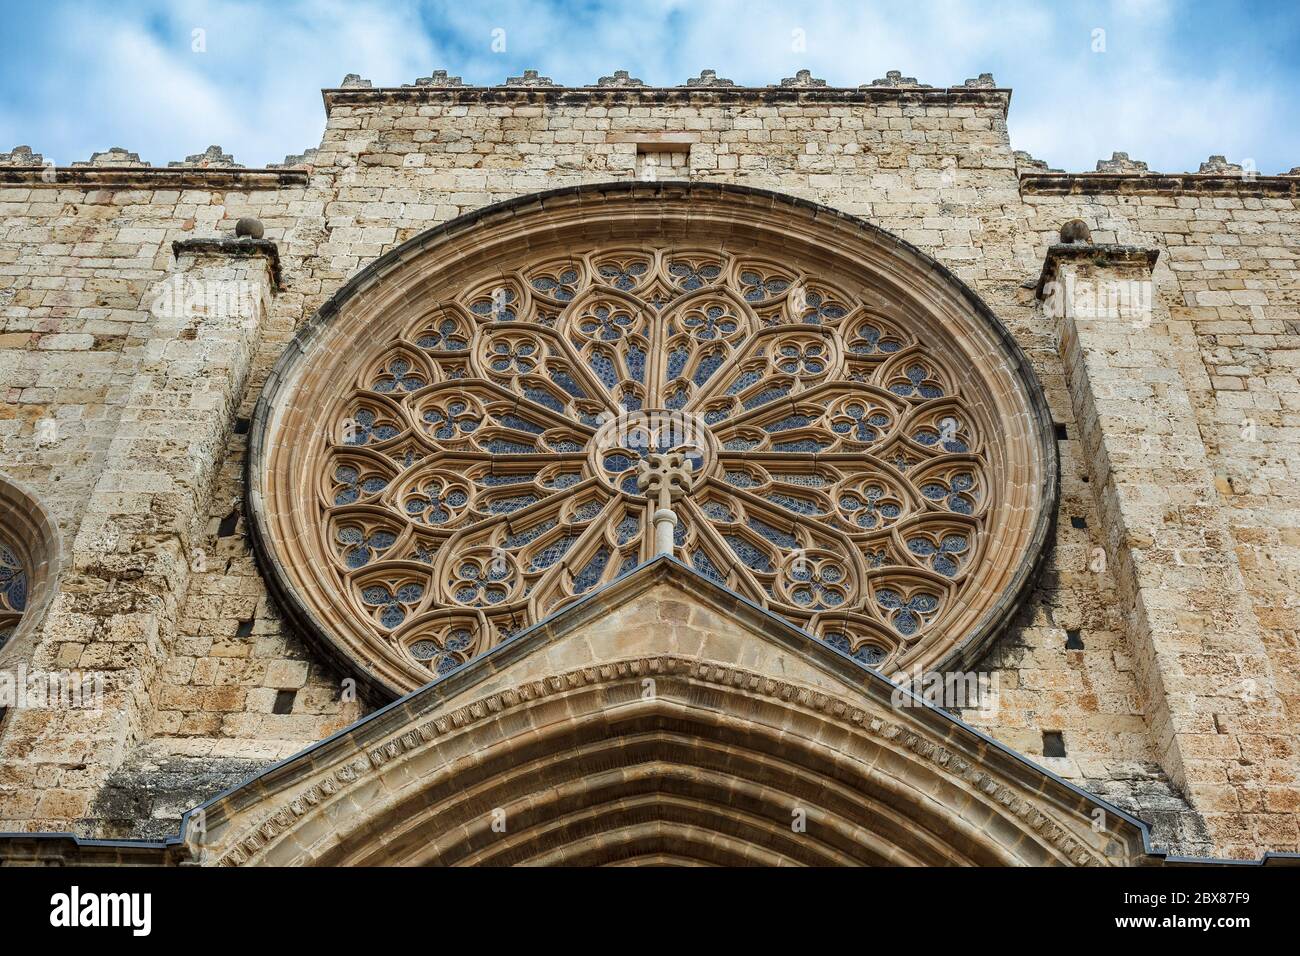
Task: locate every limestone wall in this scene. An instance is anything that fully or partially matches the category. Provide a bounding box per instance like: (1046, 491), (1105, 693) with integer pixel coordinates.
(0, 78), (1295, 858)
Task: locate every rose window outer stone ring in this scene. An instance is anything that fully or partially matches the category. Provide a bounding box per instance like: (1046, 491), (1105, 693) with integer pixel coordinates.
(248, 184), (1057, 699)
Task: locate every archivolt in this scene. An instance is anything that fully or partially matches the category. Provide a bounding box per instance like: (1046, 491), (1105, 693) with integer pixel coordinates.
(208, 657), (1126, 867)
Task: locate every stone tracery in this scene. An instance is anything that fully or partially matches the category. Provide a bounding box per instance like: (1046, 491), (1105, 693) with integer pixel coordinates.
(316, 248), (995, 683)
(0, 535), (26, 647)
(250, 185), (1055, 699)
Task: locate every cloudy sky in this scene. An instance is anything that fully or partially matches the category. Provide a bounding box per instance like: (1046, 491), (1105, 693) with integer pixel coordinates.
(1, 0), (1296, 173)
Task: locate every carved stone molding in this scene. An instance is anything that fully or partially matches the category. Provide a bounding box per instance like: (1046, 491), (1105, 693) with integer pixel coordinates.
(0, 472), (64, 660)
(247, 182), (1058, 698)
(208, 654), (1127, 867)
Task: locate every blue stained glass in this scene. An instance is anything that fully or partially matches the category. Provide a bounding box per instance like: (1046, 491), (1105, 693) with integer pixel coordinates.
(773, 440), (828, 453)
(334, 467), (388, 505)
(480, 473), (534, 487)
(702, 502), (735, 522)
(921, 475), (976, 514)
(669, 262), (721, 290)
(523, 387), (565, 413)
(505, 520), (557, 548)
(409, 639), (438, 660)
(742, 386), (788, 410)
(764, 493), (822, 515)
(667, 345), (690, 381)
(417, 318), (466, 351)
(876, 588), (940, 634)
(550, 369), (587, 398)
(627, 345), (646, 383)
(703, 408), (730, 425)
(691, 550), (725, 583)
(532, 274), (578, 301)
(914, 425), (967, 453)
(345, 408), (399, 446)
(824, 632), (851, 653)
(693, 351), (724, 387)
(362, 582), (423, 629)
(490, 494), (538, 513)
(747, 519), (797, 549)
(725, 535), (773, 572)
(486, 439), (537, 455)
(616, 516), (640, 544)
(892, 363), (944, 399)
(574, 547), (611, 592)
(740, 272), (790, 302)
(727, 370), (762, 395)
(598, 262), (648, 290)
(530, 536), (577, 571)
(590, 351), (619, 388)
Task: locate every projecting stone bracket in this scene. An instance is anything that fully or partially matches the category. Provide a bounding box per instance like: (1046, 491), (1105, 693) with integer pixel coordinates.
(1034, 243), (1159, 299)
(172, 238), (283, 291)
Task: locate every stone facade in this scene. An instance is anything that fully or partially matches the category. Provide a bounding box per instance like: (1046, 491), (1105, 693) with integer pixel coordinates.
(0, 72), (1297, 863)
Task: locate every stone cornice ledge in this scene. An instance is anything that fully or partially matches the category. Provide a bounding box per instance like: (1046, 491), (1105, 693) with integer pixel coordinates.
(1034, 243), (1160, 298)
(321, 84), (1012, 117)
(172, 237), (283, 290)
(0, 166), (309, 189)
(1021, 171), (1300, 197)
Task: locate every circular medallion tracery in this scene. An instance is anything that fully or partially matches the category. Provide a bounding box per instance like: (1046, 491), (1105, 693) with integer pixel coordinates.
(250, 185), (1056, 698)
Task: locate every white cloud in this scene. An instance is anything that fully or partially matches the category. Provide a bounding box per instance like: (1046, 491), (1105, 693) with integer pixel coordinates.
(2, 0), (1295, 172)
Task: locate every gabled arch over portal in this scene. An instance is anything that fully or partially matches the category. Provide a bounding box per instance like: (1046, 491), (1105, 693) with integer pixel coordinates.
(189, 558), (1150, 868)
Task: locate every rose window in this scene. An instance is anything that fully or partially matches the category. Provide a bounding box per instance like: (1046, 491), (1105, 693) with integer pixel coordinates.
(0, 535), (26, 648)
(293, 248), (1000, 686)
(251, 187), (1055, 698)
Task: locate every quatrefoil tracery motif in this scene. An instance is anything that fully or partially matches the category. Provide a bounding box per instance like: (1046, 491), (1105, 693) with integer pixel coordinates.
(318, 247), (991, 679)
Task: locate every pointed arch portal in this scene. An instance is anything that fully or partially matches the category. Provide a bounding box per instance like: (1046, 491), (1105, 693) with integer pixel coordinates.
(190, 562), (1152, 868)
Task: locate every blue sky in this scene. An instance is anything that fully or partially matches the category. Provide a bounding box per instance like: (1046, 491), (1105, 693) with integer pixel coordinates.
(1, 0), (1297, 173)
